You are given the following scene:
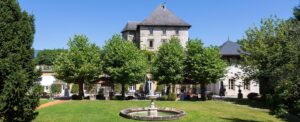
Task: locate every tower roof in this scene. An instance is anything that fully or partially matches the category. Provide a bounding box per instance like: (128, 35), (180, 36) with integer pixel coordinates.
(139, 4), (191, 27)
(219, 41), (244, 56)
(122, 21), (140, 32)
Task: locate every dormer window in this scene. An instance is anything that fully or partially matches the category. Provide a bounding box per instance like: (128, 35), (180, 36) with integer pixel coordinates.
(175, 29), (179, 35)
(162, 28), (166, 35)
(149, 28), (154, 35)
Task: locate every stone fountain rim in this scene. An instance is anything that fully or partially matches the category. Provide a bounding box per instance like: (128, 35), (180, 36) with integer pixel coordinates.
(119, 107), (186, 121)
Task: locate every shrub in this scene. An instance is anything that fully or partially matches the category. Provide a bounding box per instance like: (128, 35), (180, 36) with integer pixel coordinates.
(293, 100), (300, 114)
(206, 91), (213, 100)
(155, 85), (164, 93)
(71, 94), (82, 100)
(84, 96), (90, 100)
(126, 96), (134, 100)
(112, 95), (124, 100)
(41, 92), (50, 98)
(191, 95), (199, 101)
(111, 96), (116, 100)
(168, 93), (177, 101)
(96, 95), (105, 100)
(115, 84), (121, 93)
(273, 104), (289, 118)
(51, 84), (61, 95)
(247, 92), (259, 100)
(71, 84), (79, 94)
(158, 95), (168, 101)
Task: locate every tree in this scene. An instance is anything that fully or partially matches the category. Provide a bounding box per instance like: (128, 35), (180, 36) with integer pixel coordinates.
(240, 16), (300, 117)
(71, 84), (79, 94)
(35, 49), (67, 65)
(153, 37), (185, 95)
(53, 35), (102, 99)
(0, 0), (40, 121)
(293, 5), (300, 21)
(102, 35), (148, 99)
(240, 17), (297, 99)
(185, 39), (226, 100)
(51, 84), (61, 95)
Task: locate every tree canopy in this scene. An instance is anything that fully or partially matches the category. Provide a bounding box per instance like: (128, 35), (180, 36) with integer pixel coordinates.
(240, 17), (296, 98)
(35, 49), (66, 65)
(0, 0), (40, 121)
(185, 39), (226, 100)
(53, 34), (102, 98)
(240, 16), (300, 117)
(102, 35), (148, 99)
(153, 37), (185, 94)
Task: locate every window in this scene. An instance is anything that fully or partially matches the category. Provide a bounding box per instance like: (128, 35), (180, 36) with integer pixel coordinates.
(244, 82), (250, 90)
(129, 84), (136, 91)
(228, 79), (235, 90)
(161, 39), (167, 43)
(149, 39), (154, 48)
(149, 28), (154, 35)
(162, 28), (167, 35)
(175, 29), (179, 35)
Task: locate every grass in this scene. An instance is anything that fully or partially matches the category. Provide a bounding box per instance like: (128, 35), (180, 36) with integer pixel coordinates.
(33, 100), (295, 122)
(39, 99), (53, 105)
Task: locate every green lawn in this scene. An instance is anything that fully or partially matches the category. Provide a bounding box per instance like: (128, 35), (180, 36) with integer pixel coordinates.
(39, 99), (53, 105)
(33, 100), (294, 122)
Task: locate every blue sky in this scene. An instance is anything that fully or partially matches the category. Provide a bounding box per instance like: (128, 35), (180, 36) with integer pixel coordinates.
(18, 0), (299, 50)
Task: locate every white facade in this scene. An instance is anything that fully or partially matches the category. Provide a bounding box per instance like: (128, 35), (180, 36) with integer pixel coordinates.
(37, 65), (67, 97)
(207, 65), (259, 97)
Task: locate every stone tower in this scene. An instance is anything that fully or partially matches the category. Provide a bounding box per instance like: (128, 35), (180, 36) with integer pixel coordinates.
(122, 4), (191, 51)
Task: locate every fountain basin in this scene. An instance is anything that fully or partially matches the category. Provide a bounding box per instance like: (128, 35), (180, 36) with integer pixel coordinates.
(119, 107), (186, 121)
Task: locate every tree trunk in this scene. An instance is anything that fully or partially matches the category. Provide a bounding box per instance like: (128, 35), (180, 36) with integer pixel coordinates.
(166, 84), (171, 95)
(200, 82), (207, 101)
(259, 77), (274, 100)
(121, 83), (125, 100)
(78, 82), (84, 99)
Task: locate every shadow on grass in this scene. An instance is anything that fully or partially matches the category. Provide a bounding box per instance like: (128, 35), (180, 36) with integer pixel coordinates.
(215, 98), (269, 109)
(216, 98), (300, 122)
(285, 114), (300, 122)
(220, 117), (262, 122)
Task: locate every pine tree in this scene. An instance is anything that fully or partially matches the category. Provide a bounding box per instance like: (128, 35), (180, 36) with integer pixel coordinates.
(293, 5), (300, 21)
(0, 0), (40, 121)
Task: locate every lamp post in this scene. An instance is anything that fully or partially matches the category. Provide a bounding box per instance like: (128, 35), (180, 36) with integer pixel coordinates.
(237, 81), (243, 99)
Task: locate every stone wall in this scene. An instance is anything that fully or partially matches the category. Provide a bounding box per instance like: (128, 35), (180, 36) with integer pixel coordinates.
(138, 26), (189, 51)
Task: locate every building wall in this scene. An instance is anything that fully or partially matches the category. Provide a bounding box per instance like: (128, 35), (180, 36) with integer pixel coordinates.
(138, 26), (189, 51)
(208, 65), (260, 97)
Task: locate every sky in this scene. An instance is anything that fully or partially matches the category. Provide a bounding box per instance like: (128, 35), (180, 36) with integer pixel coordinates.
(18, 0), (299, 50)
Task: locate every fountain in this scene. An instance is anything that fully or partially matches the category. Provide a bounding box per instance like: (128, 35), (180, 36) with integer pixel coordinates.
(119, 80), (186, 121)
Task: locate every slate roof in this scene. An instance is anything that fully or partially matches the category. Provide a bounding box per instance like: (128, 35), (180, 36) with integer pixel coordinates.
(139, 4), (191, 27)
(122, 4), (191, 32)
(122, 21), (140, 32)
(219, 41), (243, 56)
